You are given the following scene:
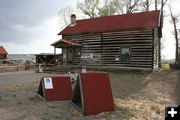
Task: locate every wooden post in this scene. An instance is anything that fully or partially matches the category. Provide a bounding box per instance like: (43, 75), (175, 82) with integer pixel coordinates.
(101, 33), (103, 66)
(17, 64), (19, 71)
(54, 47), (57, 65)
(72, 47), (75, 65)
(152, 29), (154, 70)
(62, 48), (64, 65)
(54, 47), (56, 55)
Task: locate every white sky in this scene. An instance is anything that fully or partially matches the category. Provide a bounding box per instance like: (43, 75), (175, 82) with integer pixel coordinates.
(161, 0), (180, 60)
(0, 0), (179, 60)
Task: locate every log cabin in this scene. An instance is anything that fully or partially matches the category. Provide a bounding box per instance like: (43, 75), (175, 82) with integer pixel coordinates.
(51, 10), (162, 70)
(0, 46), (8, 59)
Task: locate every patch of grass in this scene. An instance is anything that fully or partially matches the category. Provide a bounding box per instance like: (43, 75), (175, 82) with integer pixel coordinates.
(161, 64), (170, 69)
(12, 94), (16, 97)
(43, 112), (49, 116)
(42, 118), (49, 120)
(17, 101), (22, 105)
(52, 114), (62, 119)
(28, 97), (35, 101)
(0, 96), (2, 100)
(150, 105), (161, 114)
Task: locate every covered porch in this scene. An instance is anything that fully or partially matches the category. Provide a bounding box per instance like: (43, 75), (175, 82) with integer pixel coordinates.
(51, 39), (82, 65)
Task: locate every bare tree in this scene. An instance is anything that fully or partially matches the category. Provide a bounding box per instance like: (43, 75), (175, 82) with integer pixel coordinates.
(138, 0), (168, 12)
(97, 0), (119, 16)
(123, 0), (141, 14)
(154, 0), (163, 10)
(158, 0), (168, 67)
(139, 0), (154, 11)
(169, 5), (179, 68)
(155, 0), (158, 10)
(77, 0), (100, 18)
(58, 6), (74, 28)
(77, 0), (141, 17)
(160, 0), (168, 27)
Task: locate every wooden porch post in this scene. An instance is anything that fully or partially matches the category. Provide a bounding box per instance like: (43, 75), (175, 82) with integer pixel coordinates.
(54, 47), (56, 55)
(72, 47), (75, 65)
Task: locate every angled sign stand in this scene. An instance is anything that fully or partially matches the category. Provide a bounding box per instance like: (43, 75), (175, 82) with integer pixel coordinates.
(71, 72), (115, 115)
(71, 75), (85, 113)
(37, 76), (73, 101)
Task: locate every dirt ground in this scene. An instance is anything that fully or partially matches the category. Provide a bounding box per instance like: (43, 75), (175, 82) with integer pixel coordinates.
(0, 70), (179, 120)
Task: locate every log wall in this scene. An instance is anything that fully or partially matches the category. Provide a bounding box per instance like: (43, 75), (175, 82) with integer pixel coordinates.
(63, 28), (158, 68)
(102, 28), (153, 68)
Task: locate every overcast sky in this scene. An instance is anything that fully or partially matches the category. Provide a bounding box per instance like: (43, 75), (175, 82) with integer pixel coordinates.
(0, 0), (77, 54)
(0, 0), (179, 60)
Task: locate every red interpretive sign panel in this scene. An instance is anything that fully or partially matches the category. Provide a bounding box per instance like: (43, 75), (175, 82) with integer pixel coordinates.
(72, 72), (115, 115)
(38, 76), (73, 101)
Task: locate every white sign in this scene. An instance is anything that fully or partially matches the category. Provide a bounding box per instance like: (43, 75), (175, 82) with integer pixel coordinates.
(115, 57), (119, 61)
(81, 54), (94, 59)
(82, 68), (87, 73)
(44, 77), (53, 89)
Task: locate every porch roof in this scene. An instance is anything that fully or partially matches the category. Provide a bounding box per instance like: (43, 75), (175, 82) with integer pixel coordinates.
(51, 39), (82, 48)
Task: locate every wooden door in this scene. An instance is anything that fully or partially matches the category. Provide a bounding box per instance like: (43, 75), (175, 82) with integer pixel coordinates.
(67, 48), (73, 64)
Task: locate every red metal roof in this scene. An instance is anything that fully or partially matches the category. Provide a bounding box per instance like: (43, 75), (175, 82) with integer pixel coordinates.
(58, 10), (160, 35)
(0, 46), (8, 55)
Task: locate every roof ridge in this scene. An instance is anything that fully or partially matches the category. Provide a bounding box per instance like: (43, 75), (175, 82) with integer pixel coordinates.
(76, 10), (160, 22)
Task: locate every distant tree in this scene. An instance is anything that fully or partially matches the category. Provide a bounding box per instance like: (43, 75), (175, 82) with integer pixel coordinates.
(58, 6), (74, 28)
(169, 5), (180, 68)
(77, 0), (100, 18)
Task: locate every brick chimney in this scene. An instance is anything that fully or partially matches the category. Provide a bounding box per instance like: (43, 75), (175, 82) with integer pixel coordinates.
(70, 14), (76, 26)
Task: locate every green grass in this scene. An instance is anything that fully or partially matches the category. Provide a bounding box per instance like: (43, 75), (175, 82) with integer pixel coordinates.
(17, 101), (22, 105)
(28, 97), (35, 101)
(150, 105), (161, 114)
(12, 94), (16, 97)
(161, 64), (170, 69)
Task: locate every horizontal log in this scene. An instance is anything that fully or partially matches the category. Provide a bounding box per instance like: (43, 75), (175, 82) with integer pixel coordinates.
(103, 33), (152, 37)
(103, 36), (152, 40)
(102, 62), (152, 65)
(103, 43), (152, 47)
(103, 30), (152, 35)
(102, 64), (152, 68)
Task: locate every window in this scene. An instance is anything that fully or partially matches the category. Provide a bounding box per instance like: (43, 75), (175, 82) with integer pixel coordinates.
(119, 46), (131, 63)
